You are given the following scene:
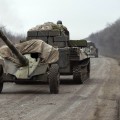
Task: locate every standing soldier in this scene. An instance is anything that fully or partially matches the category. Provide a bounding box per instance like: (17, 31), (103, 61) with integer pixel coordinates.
(57, 20), (69, 37)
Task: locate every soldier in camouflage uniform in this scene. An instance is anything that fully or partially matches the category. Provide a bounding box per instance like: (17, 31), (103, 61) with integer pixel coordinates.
(57, 20), (69, 37)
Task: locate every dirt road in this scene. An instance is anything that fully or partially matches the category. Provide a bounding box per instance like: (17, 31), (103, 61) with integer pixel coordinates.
(0, 57), (120, 120)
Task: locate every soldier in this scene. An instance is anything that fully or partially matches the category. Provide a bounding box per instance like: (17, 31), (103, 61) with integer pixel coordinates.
(57, 20), (69, 37)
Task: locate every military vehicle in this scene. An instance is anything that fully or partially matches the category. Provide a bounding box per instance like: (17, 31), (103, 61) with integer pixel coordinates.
(0, 30), (60, 94)
(85, 41), (98, 58)
(26, 22), (90, 84)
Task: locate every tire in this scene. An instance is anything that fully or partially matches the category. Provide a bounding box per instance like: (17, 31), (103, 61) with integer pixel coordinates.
(0, 65), (3, 77)
(73, 65), (83, 84)
(87, 62), (90, 78)
(95, 49), (98, 58)
(0, 82), (3, 93)
(49, 64), (60, 94)
(0, 65), (3, 93)
(95, 54), (98, 58)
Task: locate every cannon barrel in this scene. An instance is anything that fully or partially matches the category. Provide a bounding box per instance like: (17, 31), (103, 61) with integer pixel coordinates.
(0, 30), (28, 66)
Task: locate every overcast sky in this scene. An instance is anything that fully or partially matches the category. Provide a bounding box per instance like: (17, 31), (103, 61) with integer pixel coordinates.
(0, 0), (120, 39)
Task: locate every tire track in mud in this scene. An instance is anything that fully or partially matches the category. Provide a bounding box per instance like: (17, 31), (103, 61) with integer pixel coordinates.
(0, 84), (53, 120)
(0, 57), (120, 120)
(22, 60), (105, 120)
(0, 58), (105, 120)
(43, 58), (113, 120)
(93, 58), (120, 120)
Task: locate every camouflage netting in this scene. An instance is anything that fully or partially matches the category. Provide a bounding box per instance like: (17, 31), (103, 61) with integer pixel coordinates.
(29, 22), (66, 31)
(0, 39), (59, 65)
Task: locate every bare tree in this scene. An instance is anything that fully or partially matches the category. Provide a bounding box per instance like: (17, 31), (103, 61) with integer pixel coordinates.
(88, 18), (120, 58)
(0, 25), (25, 46)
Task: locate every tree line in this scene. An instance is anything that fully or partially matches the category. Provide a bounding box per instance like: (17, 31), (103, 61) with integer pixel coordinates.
(88, 18), (120, 58)
(0, 25), (25, 46)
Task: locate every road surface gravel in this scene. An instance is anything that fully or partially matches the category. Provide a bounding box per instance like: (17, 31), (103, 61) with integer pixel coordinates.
(0, 56), (120, 120)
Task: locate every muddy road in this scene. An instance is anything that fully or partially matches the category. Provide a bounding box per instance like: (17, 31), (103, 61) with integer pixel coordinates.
(0, 57), (120, 120)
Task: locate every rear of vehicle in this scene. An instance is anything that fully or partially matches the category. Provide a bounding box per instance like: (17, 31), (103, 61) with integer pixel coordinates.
(85, 41), (98, 58)
(27, 26), (90, 84)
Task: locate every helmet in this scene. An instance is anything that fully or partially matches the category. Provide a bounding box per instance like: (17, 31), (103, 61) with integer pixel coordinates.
(57, 20), (62, 25)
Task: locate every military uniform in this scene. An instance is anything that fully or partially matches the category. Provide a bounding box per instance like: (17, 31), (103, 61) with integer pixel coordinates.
(57, 21), (69, 37)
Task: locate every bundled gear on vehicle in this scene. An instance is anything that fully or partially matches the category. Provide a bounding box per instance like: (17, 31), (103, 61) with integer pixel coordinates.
(26, 21), (90, 84)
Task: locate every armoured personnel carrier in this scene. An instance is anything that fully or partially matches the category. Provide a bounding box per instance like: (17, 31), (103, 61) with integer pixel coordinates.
(0, 30), (60, 94)
(85, 41), (98, 58)
(26, 22), (90, 84)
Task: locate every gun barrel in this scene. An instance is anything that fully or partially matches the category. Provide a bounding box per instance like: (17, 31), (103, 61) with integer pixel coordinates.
(0, 30), (28, 66)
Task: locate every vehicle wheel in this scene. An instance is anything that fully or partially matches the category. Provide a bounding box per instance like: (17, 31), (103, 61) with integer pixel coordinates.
(0, 65), (3, 77)
(87, 62), (90, 78)
(95, 49), (98, 58)
(95, 54), (98, 58)
(0, 82), (3, 93)
(73, 65), (83, 84)
(49, 64), (60, 94)
(0, 65), (3, 93)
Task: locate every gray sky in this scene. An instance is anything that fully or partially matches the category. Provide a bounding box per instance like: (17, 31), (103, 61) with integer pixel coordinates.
(0, 0), (120, 39)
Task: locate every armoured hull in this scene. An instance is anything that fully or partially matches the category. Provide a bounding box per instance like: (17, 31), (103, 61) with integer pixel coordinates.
(26, 22), (91, 84)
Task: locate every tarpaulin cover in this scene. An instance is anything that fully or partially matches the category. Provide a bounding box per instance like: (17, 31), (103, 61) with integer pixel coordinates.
(0, 39), (59, 65)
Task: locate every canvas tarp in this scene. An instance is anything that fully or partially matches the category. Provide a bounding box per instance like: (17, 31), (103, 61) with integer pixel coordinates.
(0, 39), (59, 65)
